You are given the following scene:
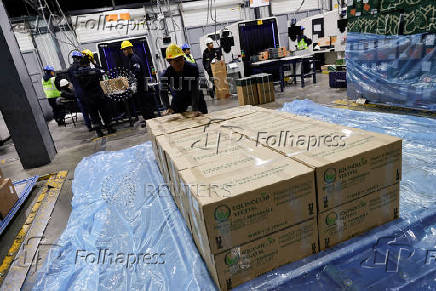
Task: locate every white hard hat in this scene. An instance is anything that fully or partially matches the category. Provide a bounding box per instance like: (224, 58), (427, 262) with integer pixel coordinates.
(206, 37), (214, 45)
(60, 79), (69, 88)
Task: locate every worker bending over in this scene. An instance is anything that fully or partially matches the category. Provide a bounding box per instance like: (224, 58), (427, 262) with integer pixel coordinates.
(182, 43), (196, 64)
(121, 40), (155, 125)
(160, 44), (208, 116)
(42, 66), (65, 126)
(71, 52), (116, 137)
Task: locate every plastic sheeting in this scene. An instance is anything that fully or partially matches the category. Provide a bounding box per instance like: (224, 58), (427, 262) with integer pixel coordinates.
(347, 32), (436, 110)
(34, 100), (436, 290)
(33, 146), (216, 290)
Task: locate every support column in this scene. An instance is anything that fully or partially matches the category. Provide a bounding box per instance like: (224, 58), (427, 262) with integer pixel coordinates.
(0, 2), (56, 169)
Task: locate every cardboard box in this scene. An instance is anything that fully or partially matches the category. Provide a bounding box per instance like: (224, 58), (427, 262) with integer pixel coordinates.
(211, 60), (230, 100)
(0, 179), (18, 219)
(100, 77), (129, 95)
(258, 51), (269, 61)
(252, 74), (275, 104)
(146, 113), (212, 177)
(177, 138), (316, 254)
(236, 78), (259, 106)
(318, 183), (400, 251)
(152, 108), (257, 220)
(206, 218), (318, 291)
(221, 109), (402, 213)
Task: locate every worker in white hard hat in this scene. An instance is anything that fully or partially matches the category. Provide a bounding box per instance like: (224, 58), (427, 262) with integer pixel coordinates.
(202, 37), (222, 99)
(57, 79), (76, 106)
(160, 43), (207, 116)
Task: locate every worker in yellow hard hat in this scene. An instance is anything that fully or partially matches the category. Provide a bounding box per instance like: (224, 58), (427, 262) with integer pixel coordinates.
(160, 43), (207, 116)
(120, 40), (155, 125)
(82, 49), (95, 64)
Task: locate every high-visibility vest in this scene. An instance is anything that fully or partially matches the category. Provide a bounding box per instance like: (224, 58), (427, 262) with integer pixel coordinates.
(42, 77), (61, 99)
(297, 38), (308, 50)
(184, 54), (196, 64)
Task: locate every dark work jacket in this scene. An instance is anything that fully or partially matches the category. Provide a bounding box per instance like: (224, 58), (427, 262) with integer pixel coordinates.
(125, 53), (146, 94)
(160, 61), (200, 113)
(202, 48), (221, 75)
(71, 65), (105, 100)
(60, 87), (76, 100)
(68, 60), (84, 99)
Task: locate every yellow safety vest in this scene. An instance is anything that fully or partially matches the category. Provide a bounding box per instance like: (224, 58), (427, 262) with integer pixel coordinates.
(184, 54), (196, 64)
(297, 39), (308, 50)
(42, 77), (61, 99)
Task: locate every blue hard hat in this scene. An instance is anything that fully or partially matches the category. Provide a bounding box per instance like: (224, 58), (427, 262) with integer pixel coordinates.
(301, 26), (305, 31)
(72, 51), (83, 58)
(181, 43), (190, 50)
(43, 65), (55, 72)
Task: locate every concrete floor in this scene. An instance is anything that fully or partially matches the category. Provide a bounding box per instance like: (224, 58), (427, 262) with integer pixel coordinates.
(0, 73), (347, 288)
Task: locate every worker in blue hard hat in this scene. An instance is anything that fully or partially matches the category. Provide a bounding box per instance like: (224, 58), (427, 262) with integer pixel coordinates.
(42, 65), (65, 126)
(67, 50), (92, 131)
(71, 53), (116, 137)
(182, 43), (195, 64)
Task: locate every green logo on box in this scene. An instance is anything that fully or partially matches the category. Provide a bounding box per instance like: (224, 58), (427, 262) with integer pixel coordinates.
(324, 168), (337, 184)
(225, 252), (239, 266)
(326, 212), (338, 226)
(215, 205), (231, 222)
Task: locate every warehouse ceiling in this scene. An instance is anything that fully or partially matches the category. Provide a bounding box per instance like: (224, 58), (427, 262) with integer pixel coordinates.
(3, 0), (184, 18)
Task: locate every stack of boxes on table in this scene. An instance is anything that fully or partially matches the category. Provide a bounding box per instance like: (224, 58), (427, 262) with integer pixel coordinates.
(0, 168), (19, 222)
(236, 74), (275, 106)
(252, 47), (289, 62)
(147, 106), (402, 290)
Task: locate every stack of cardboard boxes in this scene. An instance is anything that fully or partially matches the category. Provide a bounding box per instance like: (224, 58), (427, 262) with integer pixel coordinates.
(258, 47), (288, 60)
(0, 168), (19, 221)
(235, 78), (259, 106)
(236, 74), (275, 106)
(147, 106), (402, 290)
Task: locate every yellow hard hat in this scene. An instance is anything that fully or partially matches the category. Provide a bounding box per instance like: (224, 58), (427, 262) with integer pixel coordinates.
(165, 43), (184, 60)
(82, 49), (94, 62)
(121, 40), (133, 49)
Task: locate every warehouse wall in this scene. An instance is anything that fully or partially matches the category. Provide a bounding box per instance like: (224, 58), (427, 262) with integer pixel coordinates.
(11, 0), (327, 77)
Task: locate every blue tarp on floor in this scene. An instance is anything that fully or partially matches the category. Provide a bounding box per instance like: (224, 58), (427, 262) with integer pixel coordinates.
(34, 100), (436, 290)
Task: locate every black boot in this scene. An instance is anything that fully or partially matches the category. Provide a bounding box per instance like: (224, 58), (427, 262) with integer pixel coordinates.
(95, 128), (104, 137)
(107, 127), (117, 135)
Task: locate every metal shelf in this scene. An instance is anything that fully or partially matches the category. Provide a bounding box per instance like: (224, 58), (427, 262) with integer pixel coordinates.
(0, 176), (39, 236)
